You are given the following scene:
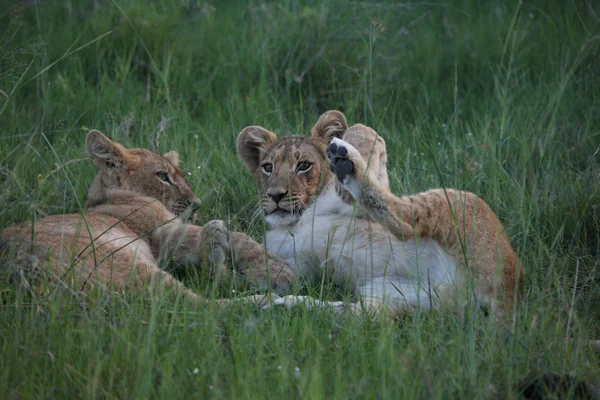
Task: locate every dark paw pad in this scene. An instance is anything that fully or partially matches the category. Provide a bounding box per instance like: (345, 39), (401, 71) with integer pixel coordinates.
(327, 141), (338, 155)
(326, 141), (353, 182)
(327, 142), (347, 158)
(334, 159), (353, 182)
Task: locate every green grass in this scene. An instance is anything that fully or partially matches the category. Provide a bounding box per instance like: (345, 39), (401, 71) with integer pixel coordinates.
(1, 0), (599, 398)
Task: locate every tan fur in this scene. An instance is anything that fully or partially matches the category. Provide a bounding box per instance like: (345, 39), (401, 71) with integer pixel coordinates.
(330, 124), (523, 318)
(238, 111), (523, 320)
(1, 130), (293, 302)
(237, 111), (349, 225)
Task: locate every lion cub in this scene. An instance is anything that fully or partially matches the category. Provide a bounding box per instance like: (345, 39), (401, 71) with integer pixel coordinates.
(238, 111), (522, 319)
(1, 130), (292, 301)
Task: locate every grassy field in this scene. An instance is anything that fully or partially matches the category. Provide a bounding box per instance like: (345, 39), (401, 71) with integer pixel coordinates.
(1, 0), (599, 398)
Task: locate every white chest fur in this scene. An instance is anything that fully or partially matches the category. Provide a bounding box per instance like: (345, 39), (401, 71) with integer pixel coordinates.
(265, 189), (460, 308)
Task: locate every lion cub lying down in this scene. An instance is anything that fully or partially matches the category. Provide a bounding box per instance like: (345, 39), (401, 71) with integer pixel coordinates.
(1, 130), (293, 301)
(238, 111), (523, 319)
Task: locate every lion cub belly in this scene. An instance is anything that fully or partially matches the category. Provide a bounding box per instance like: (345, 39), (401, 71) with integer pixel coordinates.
(265, 190), (459, 298)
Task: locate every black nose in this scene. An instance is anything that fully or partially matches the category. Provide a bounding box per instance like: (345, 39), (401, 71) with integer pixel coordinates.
(268, 191), (288, 204)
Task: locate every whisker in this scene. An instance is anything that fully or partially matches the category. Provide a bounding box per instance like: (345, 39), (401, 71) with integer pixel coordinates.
(250, 204), (265, 226)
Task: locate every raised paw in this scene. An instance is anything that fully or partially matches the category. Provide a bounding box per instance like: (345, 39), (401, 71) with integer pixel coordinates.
(327, 138), (369, 199)
(203, 220), (230, 283)
(326, 138), (354, 184)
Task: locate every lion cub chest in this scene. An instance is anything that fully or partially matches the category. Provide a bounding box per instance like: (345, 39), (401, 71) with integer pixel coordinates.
(265, 190), (459, 292)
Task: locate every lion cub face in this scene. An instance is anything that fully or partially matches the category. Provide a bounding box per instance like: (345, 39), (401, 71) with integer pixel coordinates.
(237, 111), (348, 227)
(86, 130), (199, 218)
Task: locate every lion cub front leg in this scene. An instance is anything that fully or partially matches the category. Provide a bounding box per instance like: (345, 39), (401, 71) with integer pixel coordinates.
(326, 138), (414, 240)
(229, 232), (294, 294)
(153, 219), (230, 285)
(199, 220), (230, 285)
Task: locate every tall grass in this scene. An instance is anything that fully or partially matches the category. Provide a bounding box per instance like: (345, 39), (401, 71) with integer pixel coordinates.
(1, 0), (599, 398)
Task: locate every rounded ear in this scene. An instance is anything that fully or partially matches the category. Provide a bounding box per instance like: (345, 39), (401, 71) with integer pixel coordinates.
(163, 150), (180, 167)
(86, 130), (131, 171)
(237, 126), (278, 172)
(311, 110), (348, 143)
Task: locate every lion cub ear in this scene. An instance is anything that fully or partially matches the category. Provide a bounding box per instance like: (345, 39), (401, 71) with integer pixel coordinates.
(311, 110), (348, 143)
(86, 130), (132, 171)
(163, 150), (180, 167)
(237, 126), (278, 172)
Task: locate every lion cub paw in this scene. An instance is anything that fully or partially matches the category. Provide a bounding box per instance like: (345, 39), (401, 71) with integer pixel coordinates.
(266, 258), (295, 294)
(202, 220), (230, 284)
(327, 138), (367, 199)
(244, 256), (294, 295)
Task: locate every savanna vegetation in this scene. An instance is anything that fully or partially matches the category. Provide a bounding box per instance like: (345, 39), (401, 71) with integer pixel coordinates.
(0, 0), (599, 398)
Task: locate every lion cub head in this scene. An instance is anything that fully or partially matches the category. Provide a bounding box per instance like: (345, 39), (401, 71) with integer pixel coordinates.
(85, 130), (199, 218)
(237, 111), (348, 227)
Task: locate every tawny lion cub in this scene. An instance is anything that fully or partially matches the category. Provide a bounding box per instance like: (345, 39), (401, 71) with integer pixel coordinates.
(238, 111), (522, 320)
(1, 130), (292, 301)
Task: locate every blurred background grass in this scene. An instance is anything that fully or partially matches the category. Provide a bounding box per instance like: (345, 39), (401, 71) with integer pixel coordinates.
(1, 0), (599, 398)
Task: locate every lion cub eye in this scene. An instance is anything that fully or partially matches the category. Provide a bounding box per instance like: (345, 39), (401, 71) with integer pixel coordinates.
(295, 161), (312, 174)
(157, 171), (171, 184)
(261, 162), (273, 175)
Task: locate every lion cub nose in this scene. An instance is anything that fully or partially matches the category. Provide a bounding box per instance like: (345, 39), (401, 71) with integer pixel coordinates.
(268, 191), (288, 204)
